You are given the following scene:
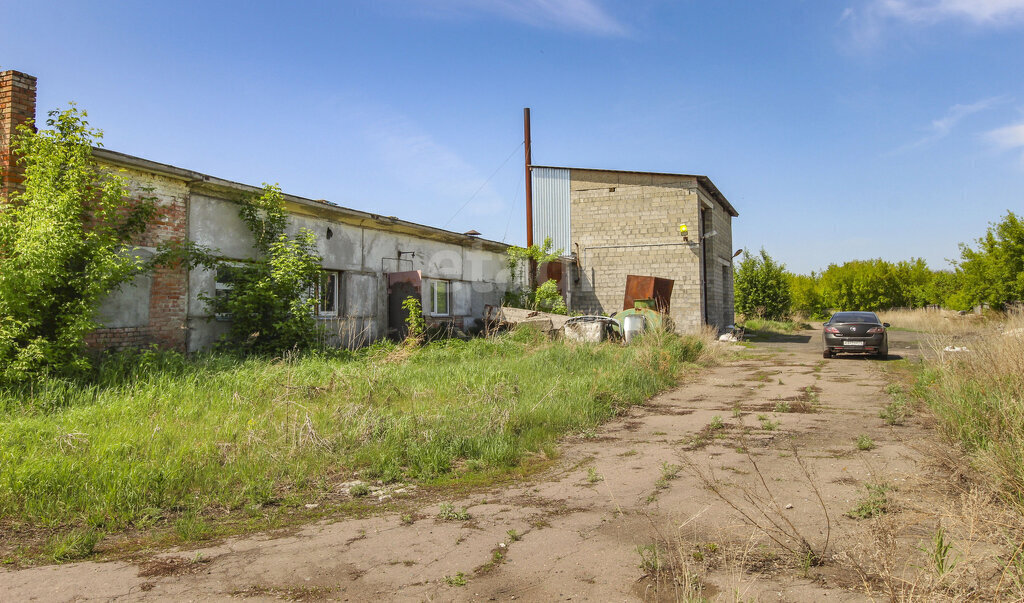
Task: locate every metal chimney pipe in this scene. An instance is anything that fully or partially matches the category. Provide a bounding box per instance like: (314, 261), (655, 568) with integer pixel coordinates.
(524, 107), (533, 247)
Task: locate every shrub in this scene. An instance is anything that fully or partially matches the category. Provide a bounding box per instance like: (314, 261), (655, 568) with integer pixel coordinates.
(402, 296), (425, 340)
(789, 273), (829, 318)
(504, 238), (567, 314)
(203, 184), (322, 353)
(734, 248), (791, 320)
(533, 279), (567, 314)
(0, 106), (160, 381)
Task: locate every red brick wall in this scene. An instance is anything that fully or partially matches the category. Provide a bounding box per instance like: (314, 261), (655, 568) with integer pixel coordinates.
(87, 174), (190, 352)
(0, 70), (37, 200)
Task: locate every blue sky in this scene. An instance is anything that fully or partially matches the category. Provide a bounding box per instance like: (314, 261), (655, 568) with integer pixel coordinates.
(3, 0), (1024, 273)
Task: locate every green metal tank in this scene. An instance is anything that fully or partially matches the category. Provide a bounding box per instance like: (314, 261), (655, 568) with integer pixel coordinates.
(611, 299), (671, 334)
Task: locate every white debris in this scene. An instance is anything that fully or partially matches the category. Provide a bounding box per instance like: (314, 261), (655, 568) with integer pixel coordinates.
(785, 503), (794, 509)
(718, 333), (740, 342)
(943, 346), (970, 353)
(564, 321), (605, 343)
(1002, 328), (1024, 338)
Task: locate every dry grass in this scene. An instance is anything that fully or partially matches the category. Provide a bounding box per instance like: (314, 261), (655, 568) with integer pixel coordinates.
(676, 443), (1024, 601)
(915, 310), (1024, 513)
(839, 481), (1024, 602)
(876, 308), (987, 334)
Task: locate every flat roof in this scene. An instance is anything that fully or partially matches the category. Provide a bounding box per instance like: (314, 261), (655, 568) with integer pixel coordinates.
(530, 165), (738, 217)
(93, 147), (510, 252)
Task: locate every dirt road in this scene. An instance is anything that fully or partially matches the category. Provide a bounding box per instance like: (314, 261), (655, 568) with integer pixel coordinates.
(5, 328), (991, 601)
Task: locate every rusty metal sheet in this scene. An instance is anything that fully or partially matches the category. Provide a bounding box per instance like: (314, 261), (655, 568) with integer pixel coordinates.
(541, 260), (567, 296)
(623, 275), (674, 312)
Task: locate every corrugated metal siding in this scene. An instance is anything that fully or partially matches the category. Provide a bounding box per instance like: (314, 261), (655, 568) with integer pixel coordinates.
(531, 167), (571, 254)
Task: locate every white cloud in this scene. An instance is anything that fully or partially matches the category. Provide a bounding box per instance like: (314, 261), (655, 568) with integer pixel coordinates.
(897, 96), (1007, 151)
(405, 0), (626, 36)
(878, 0), (1024, 23)
(986, 120), (1024, 163)
(842, 0), (1024, 50)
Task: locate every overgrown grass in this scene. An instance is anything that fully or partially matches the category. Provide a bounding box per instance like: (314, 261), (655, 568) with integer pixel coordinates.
(908, 311), (1024, 512)
(740, 317), (811, 335)
(0, 328), (714, 544)
(877, 308), (987, 334)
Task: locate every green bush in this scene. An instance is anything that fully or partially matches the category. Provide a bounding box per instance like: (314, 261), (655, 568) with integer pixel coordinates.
(790, 258), (960, 314)
(0, 106), (159, 382)
(402, 296), (426, 339)
(504, 238), (567, 314)
(202, 184), (322, 353)
(789, 273), (828, 318)
(734, 249), (791, 320)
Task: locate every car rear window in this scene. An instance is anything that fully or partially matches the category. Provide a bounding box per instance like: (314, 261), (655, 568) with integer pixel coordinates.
(831, 312), (878, 323)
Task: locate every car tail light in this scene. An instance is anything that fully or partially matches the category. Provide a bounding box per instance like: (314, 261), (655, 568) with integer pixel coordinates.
(867, 326), (885, 334)
(824, 326), (840, 334)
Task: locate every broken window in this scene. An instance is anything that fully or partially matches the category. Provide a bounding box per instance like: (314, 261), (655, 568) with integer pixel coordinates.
(317, 270), (340, 318)
(430, 279), (450, 316)
(214, 264), (244, 321)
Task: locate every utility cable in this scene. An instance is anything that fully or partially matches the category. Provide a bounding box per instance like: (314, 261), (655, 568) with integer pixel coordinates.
(501, 180), (522, 243)
(442, 141), (524, 229)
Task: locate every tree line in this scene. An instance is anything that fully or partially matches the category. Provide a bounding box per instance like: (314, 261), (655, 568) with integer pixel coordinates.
(735, 211), (1024, 320)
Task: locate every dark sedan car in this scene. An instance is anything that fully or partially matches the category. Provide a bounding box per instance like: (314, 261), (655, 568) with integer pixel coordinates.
(822, 311), (889, 359)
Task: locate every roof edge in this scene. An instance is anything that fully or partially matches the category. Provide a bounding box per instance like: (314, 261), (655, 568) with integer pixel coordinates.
(531, 164), (738, 217)
(93, 147), (510, 252)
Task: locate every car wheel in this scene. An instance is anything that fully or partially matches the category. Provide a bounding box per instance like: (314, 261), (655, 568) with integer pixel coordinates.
(823, 349), (832, 359)
(877, 343), (888, 360)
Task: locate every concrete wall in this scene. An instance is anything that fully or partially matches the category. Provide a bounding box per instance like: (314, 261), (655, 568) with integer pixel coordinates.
(2, 69), (511, 354)
(566, 169), (734, 332)
(698, 188), (736, 329)
(185, 192), (509, 351)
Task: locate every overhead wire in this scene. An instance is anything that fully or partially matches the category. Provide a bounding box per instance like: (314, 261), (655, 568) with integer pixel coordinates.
(442, 140), (524, 229)
(501, 178), (522, 243)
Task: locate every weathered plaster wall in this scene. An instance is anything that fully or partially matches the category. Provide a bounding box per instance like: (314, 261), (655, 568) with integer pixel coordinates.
(2, 69), (510, 354)
(186, 193), (509, 351)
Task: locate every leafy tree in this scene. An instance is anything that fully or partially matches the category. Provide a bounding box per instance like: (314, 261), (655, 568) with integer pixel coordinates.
(733, 248), (791, 320)
(205, 184), (323, 353)
(505, 237), (562, 286)
(954, 211), (1024, 310)
(0, 106), (159, 381)
(789, 272), (828, 318)
(819, 259), (906, 311)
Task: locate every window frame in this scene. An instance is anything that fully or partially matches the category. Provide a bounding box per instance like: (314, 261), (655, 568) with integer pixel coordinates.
(316, 270), (341, 318)
(430, 279), (450, 317)
(213, 263), (244, 321)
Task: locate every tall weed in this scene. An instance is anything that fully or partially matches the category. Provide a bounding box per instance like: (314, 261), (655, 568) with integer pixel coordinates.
(914, 311), (1024, 511)
(0, 329), (713, 533)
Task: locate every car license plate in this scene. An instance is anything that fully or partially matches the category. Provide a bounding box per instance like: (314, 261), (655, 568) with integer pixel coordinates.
(844, 340), (864, 347)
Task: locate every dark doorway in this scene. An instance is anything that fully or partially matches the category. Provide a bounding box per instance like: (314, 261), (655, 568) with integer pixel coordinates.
(387, 271), (422, 340)
(701, 207), (711, 324)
